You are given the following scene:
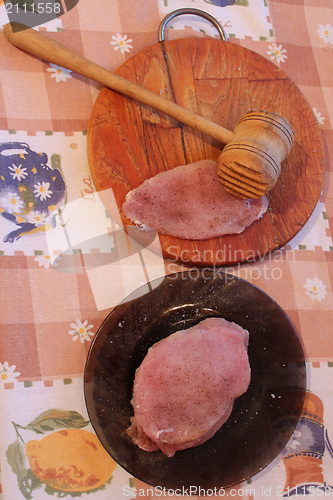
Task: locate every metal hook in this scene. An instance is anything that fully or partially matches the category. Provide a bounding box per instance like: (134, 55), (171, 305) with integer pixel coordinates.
(158, 8), (227, 42)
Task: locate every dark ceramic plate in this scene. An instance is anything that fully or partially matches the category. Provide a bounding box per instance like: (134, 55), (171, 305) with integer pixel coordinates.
(84, 270), (306, 491)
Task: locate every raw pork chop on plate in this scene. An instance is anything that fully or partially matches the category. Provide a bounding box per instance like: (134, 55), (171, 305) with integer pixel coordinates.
(122, 160), (268, 240)
(127, 317), (251, 457)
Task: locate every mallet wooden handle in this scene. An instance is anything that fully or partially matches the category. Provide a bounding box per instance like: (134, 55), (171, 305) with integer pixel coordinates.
(3, 22), (234, 145)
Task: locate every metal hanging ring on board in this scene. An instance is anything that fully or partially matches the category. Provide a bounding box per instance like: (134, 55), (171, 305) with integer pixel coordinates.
(158, 8), (227, 42)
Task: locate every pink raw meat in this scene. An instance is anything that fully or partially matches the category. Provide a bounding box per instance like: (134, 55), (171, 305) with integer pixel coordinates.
(127, 317), (251, 457)
(122, 160), (268, 240)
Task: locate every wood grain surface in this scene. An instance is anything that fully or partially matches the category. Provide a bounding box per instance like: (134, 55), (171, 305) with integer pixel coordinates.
(87, 38), (324, 266)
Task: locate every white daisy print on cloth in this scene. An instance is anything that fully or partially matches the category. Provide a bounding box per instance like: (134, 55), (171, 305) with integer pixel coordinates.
(267, 43), (287, 63)
(34, 181), (52, 201)
(1, 192), (24, 214)
(47, 63), (72, 82)
(317, 24), (333, 45)
(35, 254), (52, 269)
(69, 319), (94, 343)
(110, 33), (133, 54)
(304, 277), (327, 302)
(0, 362), (20, 385)
(313, 107), (325, 125)
(26, 210), (47, 227)
(8, 163), (28, 181)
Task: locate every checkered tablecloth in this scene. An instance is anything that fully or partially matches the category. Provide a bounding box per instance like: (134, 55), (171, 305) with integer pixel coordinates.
(0, 0), (332, 498)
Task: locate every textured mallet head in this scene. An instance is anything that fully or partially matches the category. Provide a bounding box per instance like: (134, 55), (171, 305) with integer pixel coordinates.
(217, 110), (294, 199)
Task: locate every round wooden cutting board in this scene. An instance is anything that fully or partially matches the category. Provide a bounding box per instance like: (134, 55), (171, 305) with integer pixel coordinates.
(87, 37), (324, 266)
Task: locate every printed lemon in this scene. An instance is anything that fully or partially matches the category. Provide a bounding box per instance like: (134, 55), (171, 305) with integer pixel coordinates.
(26, 428), (117, 492)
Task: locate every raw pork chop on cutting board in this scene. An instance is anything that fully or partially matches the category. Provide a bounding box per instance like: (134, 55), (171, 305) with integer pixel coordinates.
(127, 317), (251, 457)
(122, 160), (268, 240)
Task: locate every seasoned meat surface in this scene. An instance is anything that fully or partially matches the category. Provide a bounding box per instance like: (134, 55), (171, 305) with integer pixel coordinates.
(127, 317), (251, 457)
(122, 160), (268, 240)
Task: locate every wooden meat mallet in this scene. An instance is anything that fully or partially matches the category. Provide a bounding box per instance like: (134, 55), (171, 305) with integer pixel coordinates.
(3, 22), (294, 199)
